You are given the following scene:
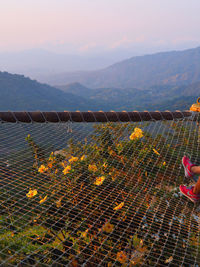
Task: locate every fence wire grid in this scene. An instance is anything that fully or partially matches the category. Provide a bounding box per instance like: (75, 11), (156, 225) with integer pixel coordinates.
(0, 111), (200, 266)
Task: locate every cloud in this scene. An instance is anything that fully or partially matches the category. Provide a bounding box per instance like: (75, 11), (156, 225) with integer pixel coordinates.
(79, 42), (98, 52)
(110, 35), (146, 49)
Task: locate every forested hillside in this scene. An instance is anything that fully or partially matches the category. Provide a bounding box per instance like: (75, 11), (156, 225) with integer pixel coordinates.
(39, 47), (200, 89)
(0, 72), (96, 111)
(56, 82), (200, 111)
(1, 67), (200, 112)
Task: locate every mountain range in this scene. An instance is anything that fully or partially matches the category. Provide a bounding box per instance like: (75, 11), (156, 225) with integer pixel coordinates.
(56, 82), (200, 111)
(1, 46), (200, 111)
(38, 46), (200, 89)
(0, 72), (96, 111)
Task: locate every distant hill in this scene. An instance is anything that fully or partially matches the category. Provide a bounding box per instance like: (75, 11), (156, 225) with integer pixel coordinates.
(56, 82), (200, 111)
(0, 72), (97, 111)
(57, 82), (92, 97)
(40, 47), (200, 89)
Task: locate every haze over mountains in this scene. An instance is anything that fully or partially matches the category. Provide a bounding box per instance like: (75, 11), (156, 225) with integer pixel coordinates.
(0, 49), (137, 77)
(1, 46), (200, 111)
(38, 47), (200, 89)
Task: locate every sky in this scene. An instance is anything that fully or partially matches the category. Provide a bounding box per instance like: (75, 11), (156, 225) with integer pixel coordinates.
(0, 0), (200, 55)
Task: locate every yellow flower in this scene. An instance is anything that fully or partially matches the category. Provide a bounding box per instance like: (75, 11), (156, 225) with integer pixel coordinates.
(153, 148), (160, 156)
(38, 165), (48, 173)
(103, 162), (108, 168)
(49, 152), (55, 161)
(114, 202), (124, 211)
(69, 156), (79, 163)
(26, 189), (37, 198)
(109, 149), (115, 156)
(81, 229), (89, 238)
(61, 162), (65, 168)
(163, 161), (166, 166)
(39, 195), (47, 204)
(129, 128), (143, 140)
(165, 256), (173, 264)
(116, 251), (127, 264)
(88, 164), (98, 172)
(102, 222), (114, 233)
(94, 176), (105, 186)
(63, 165), (71, 175)
(56, 198), (62, 208)
(80, 155), (86, 161)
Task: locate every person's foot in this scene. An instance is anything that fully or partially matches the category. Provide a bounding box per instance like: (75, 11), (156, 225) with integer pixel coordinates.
(179, 185), (200, 203)
(182, 156), (196, 179)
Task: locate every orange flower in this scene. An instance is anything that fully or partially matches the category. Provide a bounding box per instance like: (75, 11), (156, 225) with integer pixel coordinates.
(38, 165), (48, 173)
(114, 202), (124, 211)
(26, 189), (37, 198)
(88, 164), (97, 172)
(39, 195), (47, 204)
(47, 162), (53, 168)
(102, 222), (114, 233)
(116, 251), (127, 264)
(63, 165), (71, 175)
(69, 156), (79, 163)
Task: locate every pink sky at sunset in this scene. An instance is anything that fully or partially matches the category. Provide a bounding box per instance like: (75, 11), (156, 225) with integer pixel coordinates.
(0, 0), (200, 54)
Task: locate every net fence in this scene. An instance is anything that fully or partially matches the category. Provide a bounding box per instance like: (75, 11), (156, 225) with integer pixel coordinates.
(0, 111), (200, 266)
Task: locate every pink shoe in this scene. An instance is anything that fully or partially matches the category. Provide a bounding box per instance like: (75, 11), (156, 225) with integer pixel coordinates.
(179, 185), (200, 203)
(182, 156), (195, 179)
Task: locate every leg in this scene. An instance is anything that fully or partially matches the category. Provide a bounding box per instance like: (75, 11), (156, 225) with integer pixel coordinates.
(193, 176), (200, 194)
(182, 156), (196, 179)
(191, 166), (200, 175)
(180, 156), (200, 202)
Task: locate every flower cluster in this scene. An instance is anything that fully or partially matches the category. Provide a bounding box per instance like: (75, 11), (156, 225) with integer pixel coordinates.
(38, 165), (48, 173)
(26, 189), (37, 198)
(129, 127), (143, 140)
(94, 176), (105, 186)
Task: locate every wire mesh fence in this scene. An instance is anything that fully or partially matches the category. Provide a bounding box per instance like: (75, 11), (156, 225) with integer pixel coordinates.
(0, 111), (200, 266)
